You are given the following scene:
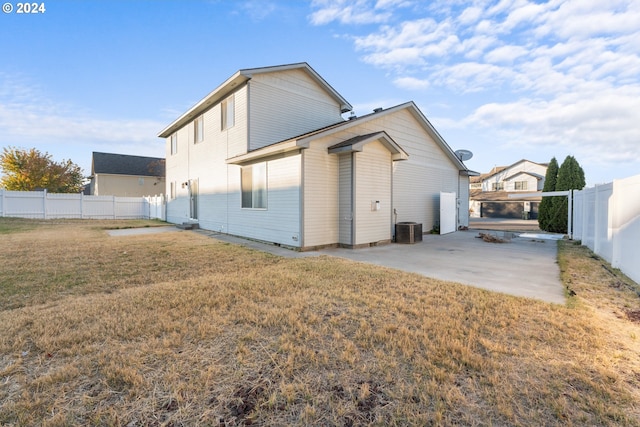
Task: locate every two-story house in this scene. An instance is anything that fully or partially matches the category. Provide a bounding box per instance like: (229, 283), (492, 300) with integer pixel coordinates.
(469, 159), (548, 219)
(158, 63), (475, 250)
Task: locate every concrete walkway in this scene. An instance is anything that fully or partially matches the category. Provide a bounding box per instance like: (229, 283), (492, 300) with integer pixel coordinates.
(318, 230), (565, 304)
(202, 229), (565, 305)
(109, 225), (566, 305)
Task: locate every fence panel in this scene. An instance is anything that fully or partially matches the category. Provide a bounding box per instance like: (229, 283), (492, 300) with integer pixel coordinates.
(573, 174), (640, 284)
(115, 197), (148, 219)
(1, 191), (46, 218)
(145, 194), (166, 221)
(612, 175), (640, 284)
(0, 190), (153, 220)
(47, 193), (83, 218)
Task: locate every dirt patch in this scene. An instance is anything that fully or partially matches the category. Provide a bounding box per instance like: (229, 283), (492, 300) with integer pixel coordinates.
(476, 232), (509, 243)
(625, 310), (640, 323)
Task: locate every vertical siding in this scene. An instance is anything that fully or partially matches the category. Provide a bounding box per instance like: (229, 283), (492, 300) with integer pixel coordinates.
(249, 69), (344, 150)
(338, 153), (352, 246)
(353, 141), (392, 245)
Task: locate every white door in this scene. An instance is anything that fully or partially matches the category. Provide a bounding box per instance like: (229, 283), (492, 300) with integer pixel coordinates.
(189, 179), (198, 221)
(440, 191), (457, 235)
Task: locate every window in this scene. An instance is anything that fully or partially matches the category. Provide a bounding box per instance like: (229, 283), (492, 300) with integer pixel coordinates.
(221, 94), (235, 130)
(194, 115), (204, 143)
(492, 182), (504, 191)
(138, 177), (144, 186)
(515, 181), (528, 190)
(170, 181), (176, 200)
(241, 163), (267, 209)
(170, 133), (177, 155)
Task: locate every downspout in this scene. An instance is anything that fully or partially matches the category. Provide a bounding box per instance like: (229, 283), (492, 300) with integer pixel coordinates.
(350, 152), (355, 247)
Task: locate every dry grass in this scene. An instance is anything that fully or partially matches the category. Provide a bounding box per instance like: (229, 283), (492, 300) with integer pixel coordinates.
(0, 218), (639, 426)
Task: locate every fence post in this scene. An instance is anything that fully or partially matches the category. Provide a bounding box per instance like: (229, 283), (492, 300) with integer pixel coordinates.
(43, 189), (48, 219)
(113, 195), (116, 220)
(80, 192), (84, 219)
(0, 189), (4, 217)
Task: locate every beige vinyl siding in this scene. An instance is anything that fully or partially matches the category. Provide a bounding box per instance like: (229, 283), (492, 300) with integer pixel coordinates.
(226, 154), (301, 247)
(302, 137), (340, 248)
(165, 124), (192, 224)
(225, 86), (249, 158)
(165, 86), (249, 227)
(93, 174), (165, 197)
(248, 69), (344, 151)
(338, 153), (352, 246)
(353, 140), (392, 245)
(345, 109), (460, 231)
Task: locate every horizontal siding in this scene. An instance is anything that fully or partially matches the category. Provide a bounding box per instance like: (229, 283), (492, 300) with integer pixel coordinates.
(249, 69), (344, 150)
(226, 155), (301, 247)
(347, 109), (461, 230)
(303, 139), (340, 247)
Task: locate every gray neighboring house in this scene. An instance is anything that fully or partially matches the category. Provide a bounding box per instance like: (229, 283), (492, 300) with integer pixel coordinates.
(89, 152), (165, 197)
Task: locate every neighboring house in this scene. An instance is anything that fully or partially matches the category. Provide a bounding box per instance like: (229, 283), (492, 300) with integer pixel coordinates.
(89, 152), (165, 197)
(469, 159), (548, 219)
(158, 62), (476, 250)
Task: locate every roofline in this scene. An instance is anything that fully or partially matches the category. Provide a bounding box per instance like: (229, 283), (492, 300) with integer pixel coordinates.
(298, 101), (468, 171)
(327, 131), (409, 161)
(482, 159), (547, 180)
(503, 171), (544, 180)
(158, 62), (352, 138)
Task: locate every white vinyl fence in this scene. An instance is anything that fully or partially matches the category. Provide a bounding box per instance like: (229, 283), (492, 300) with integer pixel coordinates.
(573, 174), (640, 284)
(0, 190), (166, 221)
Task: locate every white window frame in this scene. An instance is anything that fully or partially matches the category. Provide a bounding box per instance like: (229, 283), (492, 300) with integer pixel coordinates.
(194, 115), (204, 143)
(241, 163), (267, 209)
(221, 94), (235, 130)
(514, 181), (528, 190)
(492, 182), (504, 191)
(170, 133), (178, 155)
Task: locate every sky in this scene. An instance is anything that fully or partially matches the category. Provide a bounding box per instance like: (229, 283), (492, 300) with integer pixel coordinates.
(1, 0), (638, 187)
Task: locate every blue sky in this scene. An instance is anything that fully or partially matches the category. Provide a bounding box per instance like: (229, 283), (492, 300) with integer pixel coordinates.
(1, 0), (638, 187)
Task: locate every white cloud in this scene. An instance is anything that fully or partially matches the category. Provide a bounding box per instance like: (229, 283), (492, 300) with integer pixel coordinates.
(465, 85), (640, 165)
(484, 44), (529, 63)
(309, 0), (396, 25)
(308, 0), (640, 178)
(393, 76), (430, 90)
(0, 73), (164, 147)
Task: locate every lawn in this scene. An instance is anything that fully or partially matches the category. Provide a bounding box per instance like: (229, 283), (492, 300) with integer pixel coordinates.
(0, 218), (639, 426)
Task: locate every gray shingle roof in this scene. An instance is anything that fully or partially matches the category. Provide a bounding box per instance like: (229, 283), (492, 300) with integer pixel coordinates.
(91, 152), (165, 177)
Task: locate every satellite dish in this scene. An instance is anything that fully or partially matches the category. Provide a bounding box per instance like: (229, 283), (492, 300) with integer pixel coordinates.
(455, 149), (473, 161)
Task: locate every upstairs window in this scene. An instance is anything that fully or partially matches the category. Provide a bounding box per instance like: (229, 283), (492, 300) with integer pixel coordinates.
(514, 181), (528, 190)
(241, 163), (267, 209)
(491, 182), (504, 191)
(194, 115), (204, 143)
(221, 94), (235, 130)
(170, 133), (177, 155)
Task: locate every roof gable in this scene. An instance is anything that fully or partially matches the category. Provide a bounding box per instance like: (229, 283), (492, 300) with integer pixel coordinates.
(226, 102), (471, 172)
(298, 101), (468, 171)
(327, 131), (408, 161)
(91, 152), (165, 177)
(158, 62), (352, 138)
